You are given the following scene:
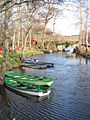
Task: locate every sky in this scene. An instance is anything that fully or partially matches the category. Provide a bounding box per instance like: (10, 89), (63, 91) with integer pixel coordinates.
(47, 0), (90, 36)
(47, 1), (80, 36)
(54, 10), (80, 36)
(47, 14), (80, 36)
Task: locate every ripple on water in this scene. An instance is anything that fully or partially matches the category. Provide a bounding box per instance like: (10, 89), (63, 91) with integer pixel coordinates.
(0, 53), (90, 120)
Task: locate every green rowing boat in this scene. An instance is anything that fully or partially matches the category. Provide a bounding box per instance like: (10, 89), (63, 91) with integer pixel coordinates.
(5, 71), (54, 86)
(4, 77), (51, 97)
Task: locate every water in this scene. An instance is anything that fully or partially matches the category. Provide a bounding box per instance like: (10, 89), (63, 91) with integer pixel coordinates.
(0, 53), (90, 120)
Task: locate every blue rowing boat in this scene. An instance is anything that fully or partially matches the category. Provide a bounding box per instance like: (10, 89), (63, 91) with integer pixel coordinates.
(24, 58), (54, 68)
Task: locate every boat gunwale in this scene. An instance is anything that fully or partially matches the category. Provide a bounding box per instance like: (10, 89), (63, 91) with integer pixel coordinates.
(4, 83), (51, 97)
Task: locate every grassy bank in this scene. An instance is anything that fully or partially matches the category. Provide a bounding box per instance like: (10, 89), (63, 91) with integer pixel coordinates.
(0, 50), (43, 69)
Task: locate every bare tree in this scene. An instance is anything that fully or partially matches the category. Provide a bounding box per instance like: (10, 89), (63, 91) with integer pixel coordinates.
(38, 0), (60, 49)
(85, 0), (90, 52)
(0, 1), (11, 84)
(79, 0), (83, 50)
(0, 0), (64, 84)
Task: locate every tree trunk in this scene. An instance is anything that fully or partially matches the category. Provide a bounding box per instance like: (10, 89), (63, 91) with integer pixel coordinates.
(47, 16), (56, 49)
(29, 31), (31, 49)
(85, 0), (89, 52)
(12, 29), (16, 51)
(22, 32), (29, 56)
(17, 25), (21, 47)
(0, 3), (10, 85)
(42, 3), (50, 50)
(79, 0), (83, 51)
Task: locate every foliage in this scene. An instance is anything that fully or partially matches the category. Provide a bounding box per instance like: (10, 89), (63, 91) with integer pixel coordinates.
(65, 42), (70, 48)
(0, 50), (43, 69)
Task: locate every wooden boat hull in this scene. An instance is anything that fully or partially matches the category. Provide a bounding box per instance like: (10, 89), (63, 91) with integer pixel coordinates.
(41, 63), (54, 67)
(5, 84), (51, 97)
(4, 78), (51, 97)
(5, 71), (54, 86)
(24, 60), (54, 68)
(5, 77), (54, 86)
(21, 63), (47, 69)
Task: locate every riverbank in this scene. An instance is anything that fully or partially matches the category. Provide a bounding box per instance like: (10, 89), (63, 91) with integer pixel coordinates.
(75, 46), (90, 60)
(0, 50), (43, 70)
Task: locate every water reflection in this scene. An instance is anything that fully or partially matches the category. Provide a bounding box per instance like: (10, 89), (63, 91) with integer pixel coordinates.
(86, 58), (88, 64)
(0, 85), (9, 105)
(0, 85), (10, 120)
(79, 55), (89, 65)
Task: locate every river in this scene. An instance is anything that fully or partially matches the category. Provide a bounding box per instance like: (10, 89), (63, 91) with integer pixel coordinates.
(0, 53), (90, 120)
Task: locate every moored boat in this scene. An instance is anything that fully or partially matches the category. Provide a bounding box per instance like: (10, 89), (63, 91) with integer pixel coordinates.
(21, 63), (47, 69)
(4, 77), (51, 97)
(64, 47), (74, 53)
(43, 49), (52, 54)
(5, 71), (54, 86)
(24, 58), (54, 68)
